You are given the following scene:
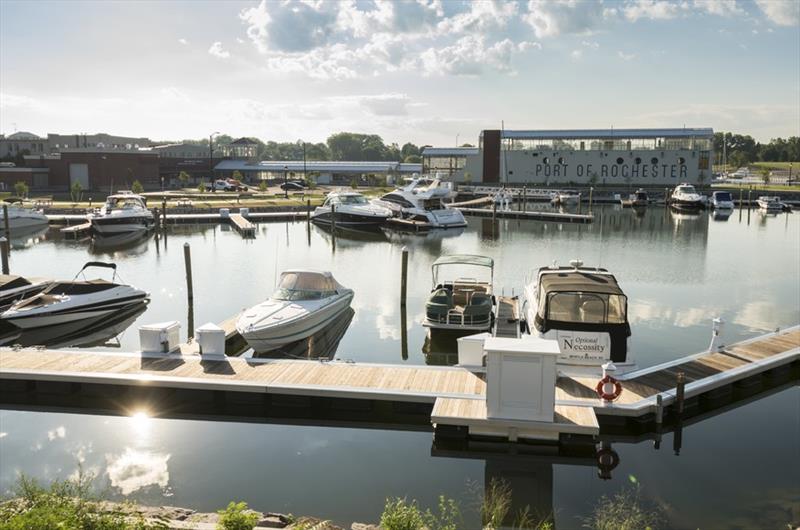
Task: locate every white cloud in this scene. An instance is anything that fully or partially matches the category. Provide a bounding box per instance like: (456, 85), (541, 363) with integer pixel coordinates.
(106, 448), (170, 495)
(694, 0), (744, 17)
(570, 49), (583, 60)
(754, 0), (800, 26)
(47, 426), (66, 441)
(437, 1), (518, 34)
(419, 36), (535, 76)
(524, 0), (609, 38)
(208, 42), (230, 59)
(178, 38), (188, 45)
(618, 50), (637, 60)
(333, 93), (414, 116)
(623, 0), (685, 21)
(581, 40), (600, 49)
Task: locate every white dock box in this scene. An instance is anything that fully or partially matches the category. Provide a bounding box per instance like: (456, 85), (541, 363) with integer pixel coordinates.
(239, 207), (249, 217)
(219, 208), (230, 219)
(484, 337), (560, 422)
(139, 321), (181, 354)
(195, 322), (226, 357)
(457, 332), (491, 367)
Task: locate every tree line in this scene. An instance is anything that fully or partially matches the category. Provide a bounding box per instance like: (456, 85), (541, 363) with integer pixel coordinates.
(714, 132), (800, 168)
(182, 132), (428, 164)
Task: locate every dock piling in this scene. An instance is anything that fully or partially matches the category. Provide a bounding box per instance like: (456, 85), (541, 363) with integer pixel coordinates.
(183, 243), (195, 338)
(676, 372), (685, 415)
(589, 186), (594, 212)
(0, 237), (8, 274)
(306, 199), (311, 223)
(2, 205), (9, 240)
(655, 394), (663, 425)
(400, 246), (408, 306)
(162, 198), (167, 229)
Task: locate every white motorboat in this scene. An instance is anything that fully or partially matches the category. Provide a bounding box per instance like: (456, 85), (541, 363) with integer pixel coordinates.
(89, 193), (154, 234)
(373, 178), (467, 229)
(551, 190), (581, 206)
(311, 191), (392, 228)
(523, 259), (633, 372)
(236, 270), (354, 352)
(423, 255), (495, 332)
(710, 191), (734, 209)
(0, 274), (51, 312)
(670, 183), (705, 209)
(756, 196), (783, 213)
(1, 262), (148, 329)
(2, 199), (49, 232)
(620, 189), (649, 208)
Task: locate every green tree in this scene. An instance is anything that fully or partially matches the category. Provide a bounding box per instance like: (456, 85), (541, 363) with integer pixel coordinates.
(232, 170), (243, 181)
(131, 180), (144, 194)
(258, 180), (268, 192)
(401, 142), (420, 160)
(404, 154), (422, 163)
(760, 166), (770, 187)
(13, 181), (29, 198)
(70, 180), (83, 202)
(178, 171), (190, 187)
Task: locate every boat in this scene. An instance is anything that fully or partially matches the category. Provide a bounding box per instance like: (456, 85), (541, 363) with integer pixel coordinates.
(551, 190), (581, 206)
(0, 274), (51, 312)
(0, 262), (148, 329)
(620, 189), (648, 208)
(88, 193), (154, 234)
(423, 254), (495, 332)
(372, 178), (467, 229)
(2, 199), (49, 232)
(311, 191), (392, 228)
(669, 183), (705, 210)
(710, 191), (734, 209)
(236, 270), (354, 352)
(756, 196), (784, 213)
(523, 259), (633, 371)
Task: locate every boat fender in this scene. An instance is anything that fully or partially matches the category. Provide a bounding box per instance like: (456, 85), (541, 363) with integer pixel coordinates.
(595, 375), (623, 402)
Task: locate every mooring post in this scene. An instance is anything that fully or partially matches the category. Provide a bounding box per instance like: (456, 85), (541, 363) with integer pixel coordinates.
(492, 198), (497, 220)
(306, 199), (311, 223)
(331, 202), (336, 233)
(2, 204), (9, 241)
(747, 187), (752, 208)
(738, 187), (743, 208)
(589, 186), (594, 212)
(676, 371), (685, 415)
(162, 198), (167, 229)
(183, 243), (194, 338)
(400, 246), (409, 307)
(0, 237), (8, 274)
(655, 394), (663, 425)
(522, 184), (527, 212)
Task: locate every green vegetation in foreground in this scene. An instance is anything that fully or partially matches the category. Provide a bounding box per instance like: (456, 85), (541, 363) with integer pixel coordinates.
(217, 502), (259, 530)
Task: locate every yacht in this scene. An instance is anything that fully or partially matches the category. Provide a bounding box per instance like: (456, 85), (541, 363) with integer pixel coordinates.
(311, 191), (392, 228)
(423, 255), (495, 332)
(551, 190), (581, 206)
(670, 183), (705, 210)
(373, 178), (467, 229)
(710, 191), (735, 209)
(0, 274), (51, 312)
(756, 196), (784, 213)
(236, 270), (354, 352)
(620, 189), (648, 208)
(1, 262), (148, 329)
(2, 199), (49, 232)
(88, 193), (154, 234)
(523, 260), (633, 371)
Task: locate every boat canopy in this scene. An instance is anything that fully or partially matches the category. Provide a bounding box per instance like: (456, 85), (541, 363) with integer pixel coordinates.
(539, 270), (623, 296)
(536, 270), (628, 328)
(273, 270), (344, 301)
(433, 255), (494, 269)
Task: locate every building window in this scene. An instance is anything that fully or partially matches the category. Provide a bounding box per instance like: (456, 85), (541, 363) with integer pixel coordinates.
(651, 157), (658, 165)
(616, 157), (624, 164)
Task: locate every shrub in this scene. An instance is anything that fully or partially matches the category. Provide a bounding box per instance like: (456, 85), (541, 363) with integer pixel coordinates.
(582, 484), (664, 530)
(380, 498), (425, 530)
(258, 180), (268, 192)
(198, 182), (207, 193)
(70, 180), (83, 202)
(216, 501), (259, 530)
(13, 181), (28, 199)
(131, 180), (144, 194)
(350, 177), (358, 189)
(178, 171), (190, 186)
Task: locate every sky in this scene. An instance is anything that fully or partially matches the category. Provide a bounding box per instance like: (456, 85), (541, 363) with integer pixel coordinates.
(0, 0), (798, 146)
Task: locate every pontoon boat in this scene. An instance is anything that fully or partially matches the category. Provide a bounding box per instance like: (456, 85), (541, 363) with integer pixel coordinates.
(423, 255), (495, 332)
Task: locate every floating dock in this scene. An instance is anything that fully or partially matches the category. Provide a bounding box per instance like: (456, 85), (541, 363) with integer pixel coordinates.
(59, 221), (92, 239)
(457, 207), (594, 224)
(228, 214), (255, 238)
(1, 326), (796, 443)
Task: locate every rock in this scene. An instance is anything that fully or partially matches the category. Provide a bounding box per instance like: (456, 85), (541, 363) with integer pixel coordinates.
(351, 524), (380, 530)
(258, 515), (289, 528)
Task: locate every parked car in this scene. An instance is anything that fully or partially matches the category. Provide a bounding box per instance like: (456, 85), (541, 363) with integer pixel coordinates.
(280, 181), (306, 191)
(226, 178), (248, 191)
(213, 179), (247, 191)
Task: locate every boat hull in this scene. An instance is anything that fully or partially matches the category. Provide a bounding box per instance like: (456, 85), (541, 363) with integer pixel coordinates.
(3, 296), (148, 329)
(238, 292), (354, 352)
(311, 210), (389, 228)
(91, 216), (154, 234)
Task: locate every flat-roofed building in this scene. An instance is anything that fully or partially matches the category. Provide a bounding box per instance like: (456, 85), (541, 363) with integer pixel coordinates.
(445, 128), (714, 186)
(422, 147), (479, 178)
(0, 132), (48, 158)
(215, 160), (421, 185)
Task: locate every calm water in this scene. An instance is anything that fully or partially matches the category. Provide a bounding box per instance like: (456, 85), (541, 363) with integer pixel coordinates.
(1, 205), (798, 528)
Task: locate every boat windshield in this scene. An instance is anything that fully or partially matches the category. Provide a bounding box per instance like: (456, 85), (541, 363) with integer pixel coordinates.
(106, 198), (144, 210)
(338, 195), (368, 205)
(272, 272), (338, 301)
(541, 292), (627, 324)
(676, 185), (696, 194)
(422, 198), (444, 211)
(715, 192), (732, 201)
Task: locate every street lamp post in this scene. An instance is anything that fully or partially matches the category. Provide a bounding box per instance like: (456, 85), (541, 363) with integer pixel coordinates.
(209, 131), (220, 192)
(284, 165), (289, 199)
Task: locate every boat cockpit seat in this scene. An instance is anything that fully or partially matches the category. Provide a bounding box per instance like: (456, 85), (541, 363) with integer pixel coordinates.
(426, 288), (453, 321)
(463, 293), (492, 323)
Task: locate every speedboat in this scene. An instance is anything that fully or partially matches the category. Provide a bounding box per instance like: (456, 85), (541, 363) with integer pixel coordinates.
(551, 190), (581, 206)
(756, 196), (783, 213)
(0, 274), (51, 312)
(423, 254), (495, 332)
(236, 270), (354, 352)
(620, 189), (648, 208)
(1, 262), (148, 329)
(311, 191), (392, 228)
(523, 259), (633, 372)
(88, 193), (154, 234)
(670, 183), (704, 210)
(710, 191), (734, 209)
(373, 178), (466, 229)
(2, 199), (49, 232)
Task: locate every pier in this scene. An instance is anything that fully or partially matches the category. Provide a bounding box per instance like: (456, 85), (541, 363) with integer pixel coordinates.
(228, 213), (255, 237)
(1, 325), (796, 443)
(456, 207), (594, 224)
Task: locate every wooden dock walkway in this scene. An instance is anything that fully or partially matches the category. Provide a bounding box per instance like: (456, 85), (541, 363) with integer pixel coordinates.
(59, 221), (92, 239)
(457, 207), (594, 224)
(493, 296), (520, 339)
(228, 213), (255, 237)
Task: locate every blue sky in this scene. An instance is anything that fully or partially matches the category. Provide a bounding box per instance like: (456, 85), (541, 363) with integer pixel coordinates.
(1, 0), (798, 146)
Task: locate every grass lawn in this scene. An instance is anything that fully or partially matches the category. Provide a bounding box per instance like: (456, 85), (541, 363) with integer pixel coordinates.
(712, 183), (800, 192)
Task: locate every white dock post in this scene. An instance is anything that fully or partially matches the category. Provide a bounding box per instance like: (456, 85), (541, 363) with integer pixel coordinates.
(708, 317), (725, 352)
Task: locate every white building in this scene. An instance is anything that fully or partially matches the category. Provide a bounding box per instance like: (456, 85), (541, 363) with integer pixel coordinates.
(215, 160), (422, 184)
(426, 128), (714, 186)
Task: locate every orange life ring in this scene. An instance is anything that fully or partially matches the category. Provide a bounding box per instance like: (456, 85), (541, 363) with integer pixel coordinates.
(595, 375), (623, 401)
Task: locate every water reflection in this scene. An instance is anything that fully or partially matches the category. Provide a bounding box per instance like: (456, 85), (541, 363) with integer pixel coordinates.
(248, 307), (354, 360)
(106, 447), (171, 495)
(90, 231), (153, 255)
(8, 225), (50, 249)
